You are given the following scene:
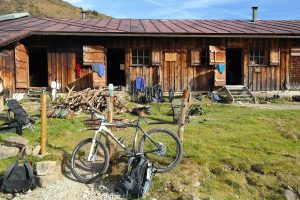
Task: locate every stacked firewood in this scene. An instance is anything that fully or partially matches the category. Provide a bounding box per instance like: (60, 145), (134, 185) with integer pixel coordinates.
(50, 88), (130, 115)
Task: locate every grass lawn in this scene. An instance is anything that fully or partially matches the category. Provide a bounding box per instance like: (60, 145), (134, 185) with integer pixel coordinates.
(0, 99), (299, 200)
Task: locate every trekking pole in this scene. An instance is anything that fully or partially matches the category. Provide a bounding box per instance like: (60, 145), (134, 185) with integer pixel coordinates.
(40, 93), (47, 155)
(177, 90), (189, 143)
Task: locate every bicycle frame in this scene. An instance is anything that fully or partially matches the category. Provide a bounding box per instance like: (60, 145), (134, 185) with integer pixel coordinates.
(87, 116), (162, 162)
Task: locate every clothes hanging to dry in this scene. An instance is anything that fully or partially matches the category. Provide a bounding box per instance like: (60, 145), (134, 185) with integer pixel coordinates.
(75, 64), (81, 78)
(218, 64), (225, 74)
(91, 64), (105, 77)
(135, 77), (145, 90)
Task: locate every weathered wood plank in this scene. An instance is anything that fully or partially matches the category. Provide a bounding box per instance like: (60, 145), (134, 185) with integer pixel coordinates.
(15, 43), (29, 89)
(261, 66), (267, 91)
(252, 68), (257, 91)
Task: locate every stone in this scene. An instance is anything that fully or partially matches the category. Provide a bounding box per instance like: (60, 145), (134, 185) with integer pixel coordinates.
(25, 145), (33, 155)
(35, 168), (63, 188)
(32, 145), (41, 156)
(284, 189), (299, 200)
(193, 181), (201, 187)
(0, 145), (19, 159)
(25, 145), (41, 156)
(34, 161), (57, 176)
(3, 136), (28, 148)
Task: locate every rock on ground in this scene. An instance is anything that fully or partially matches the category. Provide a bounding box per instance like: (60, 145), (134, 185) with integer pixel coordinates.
(0, 145), (19, 159)
(284, 189), (300, 200)
(3, 137), (28, 148)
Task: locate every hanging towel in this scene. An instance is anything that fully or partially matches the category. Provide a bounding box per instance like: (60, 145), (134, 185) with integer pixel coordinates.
(218, 64), (225, 74)
(135, 77), (145, 90)
(91, 64), (105, 77)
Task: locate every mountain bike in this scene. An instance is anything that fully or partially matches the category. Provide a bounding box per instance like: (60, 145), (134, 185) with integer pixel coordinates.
(70, 106), (183, 183)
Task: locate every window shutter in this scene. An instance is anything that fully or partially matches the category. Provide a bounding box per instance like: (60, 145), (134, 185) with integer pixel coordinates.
(270, 49), (280, 65)
(209, 46), (226, 65)
(82, 45), (106, 88)
(152, 50), (161, 65)
(15, 43), (29, 89)
(83, 45), (105, 65)
(191, 49), (201, 65)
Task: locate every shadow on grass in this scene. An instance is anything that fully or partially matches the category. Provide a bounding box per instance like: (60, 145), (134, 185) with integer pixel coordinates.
(47, 144), (79, 183)
(146, 116), (174, 125)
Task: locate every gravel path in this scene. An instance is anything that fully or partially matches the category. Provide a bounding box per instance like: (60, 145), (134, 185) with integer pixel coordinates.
(0, 177), (125, 200)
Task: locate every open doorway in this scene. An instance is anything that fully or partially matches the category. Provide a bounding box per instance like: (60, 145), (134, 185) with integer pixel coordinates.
(107, 48), (125, 86)
(29, 47), (48, 87)
(226, 48), (242, 85)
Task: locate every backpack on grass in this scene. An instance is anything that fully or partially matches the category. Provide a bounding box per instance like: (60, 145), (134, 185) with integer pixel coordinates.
(119, 155), (154, 198)
(0, 159), (36, 193)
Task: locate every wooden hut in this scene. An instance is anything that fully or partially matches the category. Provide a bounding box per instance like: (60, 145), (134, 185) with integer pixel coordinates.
(0, 13), (300, 95)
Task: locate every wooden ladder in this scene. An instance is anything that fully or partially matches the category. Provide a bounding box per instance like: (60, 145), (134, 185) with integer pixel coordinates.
(221, 85), (256, 103)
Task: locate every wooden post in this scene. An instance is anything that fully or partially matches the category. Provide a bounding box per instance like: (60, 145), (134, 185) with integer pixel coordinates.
(107, 96), (114, 123)
(177, 90), (189, 143)
(40, 94), (47, 155)
(0, 79), (4, 113)
(106, 88), (115, 156)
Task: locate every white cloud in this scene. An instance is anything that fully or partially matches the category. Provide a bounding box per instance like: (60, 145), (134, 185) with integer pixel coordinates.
(139, 0), (249, 19)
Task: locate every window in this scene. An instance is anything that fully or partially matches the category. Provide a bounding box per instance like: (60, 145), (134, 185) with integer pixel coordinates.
(250, 49), (265, 65)
(132, 49), (150, 65)
(190, 49), (209, 66)
(201, 49), (209, 65)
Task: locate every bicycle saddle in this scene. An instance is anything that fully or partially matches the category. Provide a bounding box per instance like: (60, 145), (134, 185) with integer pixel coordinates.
(132, 106), (151, 115)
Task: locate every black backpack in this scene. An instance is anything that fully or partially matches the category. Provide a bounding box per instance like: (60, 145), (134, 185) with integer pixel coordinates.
(0, 159), (36, 193)
(119, 155), (154, 198)
(7, 99), (31, 134)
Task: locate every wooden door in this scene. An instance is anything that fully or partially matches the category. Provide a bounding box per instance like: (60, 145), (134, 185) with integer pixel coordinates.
(83, 45), (106, 88)
(210, 46), (226, 87)
(15, 43), (29, 89)
(163, 52), (177, 91)
(290, 55), (300, 90)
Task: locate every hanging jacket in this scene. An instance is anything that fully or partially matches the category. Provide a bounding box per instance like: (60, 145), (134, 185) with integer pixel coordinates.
(91, 64), (105, 77)
(135, 77), (145, 90)
(75, 64), (81, 78)
(218, 64), (225, 74)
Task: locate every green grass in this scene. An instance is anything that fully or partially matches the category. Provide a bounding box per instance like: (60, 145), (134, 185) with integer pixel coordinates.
(0, 100), (300, 199)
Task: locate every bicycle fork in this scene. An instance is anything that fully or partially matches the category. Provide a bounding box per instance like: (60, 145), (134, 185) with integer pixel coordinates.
(87, 134), (99, 162)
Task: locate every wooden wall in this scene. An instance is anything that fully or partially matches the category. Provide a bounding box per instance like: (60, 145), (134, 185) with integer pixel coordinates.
(1, 36), (299, 93)
(242, 38), (291, 91)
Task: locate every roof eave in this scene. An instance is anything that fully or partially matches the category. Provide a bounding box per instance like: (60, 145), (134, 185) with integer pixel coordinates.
(0, 32), (31, 49)
(31, 31), (300, 38)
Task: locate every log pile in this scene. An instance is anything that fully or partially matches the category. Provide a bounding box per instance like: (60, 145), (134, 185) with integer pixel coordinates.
(51, 88), (130, 115)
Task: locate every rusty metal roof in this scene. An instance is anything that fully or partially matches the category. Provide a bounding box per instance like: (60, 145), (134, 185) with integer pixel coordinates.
(1, 16), (300, 47)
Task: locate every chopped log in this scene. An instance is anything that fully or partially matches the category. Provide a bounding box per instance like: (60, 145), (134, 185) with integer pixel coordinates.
(51, 88), (130, 115)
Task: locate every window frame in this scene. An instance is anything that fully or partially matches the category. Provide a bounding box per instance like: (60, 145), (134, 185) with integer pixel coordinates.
(201, 49), (210, 66)
(190, 49), (210, 66)
(131, 49), (151, 66)
(249, 49), (266, 66)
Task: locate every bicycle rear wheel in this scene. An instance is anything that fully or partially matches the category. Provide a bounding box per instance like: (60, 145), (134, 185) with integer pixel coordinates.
(138, 128), (182, 173)
(71, 138), (109, 183)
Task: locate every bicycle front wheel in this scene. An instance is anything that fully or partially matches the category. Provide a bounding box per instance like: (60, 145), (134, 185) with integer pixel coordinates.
(71, 138), (109, 183)
(138, 128), (183, 173)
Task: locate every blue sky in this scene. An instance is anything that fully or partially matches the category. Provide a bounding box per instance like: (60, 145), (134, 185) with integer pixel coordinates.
(64, 0), (300, 19)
